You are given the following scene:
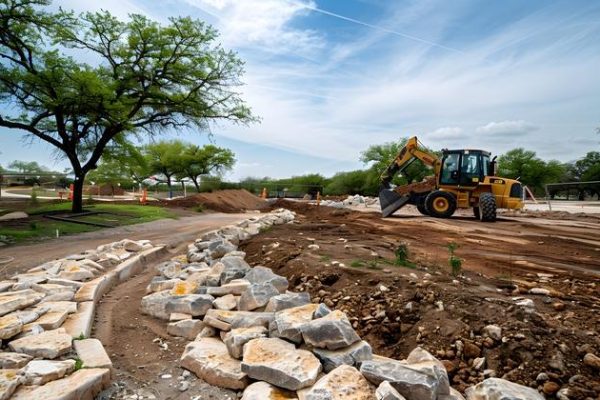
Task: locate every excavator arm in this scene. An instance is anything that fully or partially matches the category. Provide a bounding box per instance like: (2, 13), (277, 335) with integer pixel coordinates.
(379, 136), (440, 217)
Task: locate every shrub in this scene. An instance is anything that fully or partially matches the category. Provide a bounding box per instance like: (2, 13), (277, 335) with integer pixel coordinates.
(447, 242), (462, 276)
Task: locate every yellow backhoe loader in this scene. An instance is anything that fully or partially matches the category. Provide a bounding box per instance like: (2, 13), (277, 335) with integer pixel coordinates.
(379, 137), (523, 221)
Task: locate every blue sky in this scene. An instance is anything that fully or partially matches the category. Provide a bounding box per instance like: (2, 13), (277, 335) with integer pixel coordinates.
(1, 0), (599, 179)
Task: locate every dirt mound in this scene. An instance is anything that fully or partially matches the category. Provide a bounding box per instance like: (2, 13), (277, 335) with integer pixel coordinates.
(163, 189), (267, 213)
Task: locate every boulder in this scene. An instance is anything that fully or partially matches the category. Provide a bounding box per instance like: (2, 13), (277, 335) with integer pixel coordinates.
(241, 381), (297, 400)
(146, 278), (181, 294)
(406, 347), (451, 395)
(241, 337), (321, 391)
(376, 381), (406, 400)
(24, 310), (69, 330)
(360, 359), (440, 400)
(223, 326), (268, 359)
(22, 359), (76, 385)
(8, 329), (72, 359)
(213, 294), (237, 310)
(121, 239), (144, 252)
(265, 291), (311, 312)
(180, 338), (249, 390)
(0, 313), (23, 339)
(167, 319), (205, 340)
(155, 261), (183, 279)
(244, 267), (289, 293)
(301, 310), (360, 350)
(141, 291), (213, 320)
(297, 365), (375, 399)
(464, 378), (545, 400)
(16, 368), (111, 400)
(0, 369), (21, 400)
(74, 338), (112, 369)
(206, 279), (251, 296)
(270, 304), (318, 343)
(209, 240), (237, 260)
(0, 352), (32, 369)
(238, 282), (280, 311)
(204, 309), (274, 331)
(0, 289), (44, 316)
(219, 256), (251, 284)
(312, 340), (373, 372)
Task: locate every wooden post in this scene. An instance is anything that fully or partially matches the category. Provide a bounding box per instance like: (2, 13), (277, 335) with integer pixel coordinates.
(316, 191), (321, 207)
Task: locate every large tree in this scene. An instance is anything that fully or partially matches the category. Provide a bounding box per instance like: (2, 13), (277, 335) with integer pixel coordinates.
(0, 0), (255, 211)
(8, 160), (46, 173)
(179, 144), (235, 192)
(498, 148), (565, 193)
(145, 140), (186, 198)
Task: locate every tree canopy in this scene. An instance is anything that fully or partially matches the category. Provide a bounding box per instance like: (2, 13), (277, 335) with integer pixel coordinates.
(498, 148), (565, 193)
(0, 0), (255, 211)
(7, 160), (47, 173)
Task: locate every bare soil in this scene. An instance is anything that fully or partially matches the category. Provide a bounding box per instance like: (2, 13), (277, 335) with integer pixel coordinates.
(237, 201), (600, 398)
(161, 189), (267, 213)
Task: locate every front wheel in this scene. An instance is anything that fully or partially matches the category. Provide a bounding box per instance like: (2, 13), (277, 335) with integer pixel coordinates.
(425, 191), (456, 218)
(478, 192), (497, 222)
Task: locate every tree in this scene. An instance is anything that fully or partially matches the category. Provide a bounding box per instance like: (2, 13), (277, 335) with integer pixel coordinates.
(145, 140), (187, 198)
(498, 148), (565, 194)
(8, 160), (46, 173)
(0, 1), (255, 212)
(360, 139), (434, 185)
(179, 144), (235, 192)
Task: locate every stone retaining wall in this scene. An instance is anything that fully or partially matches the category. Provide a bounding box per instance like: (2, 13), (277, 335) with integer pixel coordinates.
(0, 239), (166, 399)
(141, 208), (545, 400)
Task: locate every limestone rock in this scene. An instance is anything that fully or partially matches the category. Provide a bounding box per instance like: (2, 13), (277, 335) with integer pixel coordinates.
(213, 294), (237, 310)
(146, 278), (181, 294)
(312, 340), (373, 372)
(219, 256), (251, 284)
(238, 282), (279, 311)
(265, 291), (311, 312)
(241, 381), (297, 400)
(244, 266), (289, 293)
(155, 261), (182, 279)
(141, 291), (214, 320)
(24, 310), (69, 330)
(0, 290), (44, 317)
(270, 304), (318, 343)
(209, 240), (237, 260)
(0, 369), (22, 400)
(483, 325), (502, 341)
(0, 313), (23, 339)
(17, 368), (111, 400)
(204, 309), (274, 331)
(167, 319), (205, 340)
(376, 381), (406, 400)
(206, 279), (251, 296)
(297, 365), (375, 400)
(465, 378), (544, 399)
(0, 352), (32, 369)
(241, 337), (321, 391)
(360, 359), (440, 400)
(223, 326), (268, 359)
(74, 338), (112, 369)
(406, 347), (451, 395)
(180, 337), (249, 390)
(22, 359), (76, 385)
(8, 329), (72, 359)
(301, 310), (360, 350)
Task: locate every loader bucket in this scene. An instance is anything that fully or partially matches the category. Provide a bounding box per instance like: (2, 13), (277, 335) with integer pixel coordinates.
(379, 188), (410, 217)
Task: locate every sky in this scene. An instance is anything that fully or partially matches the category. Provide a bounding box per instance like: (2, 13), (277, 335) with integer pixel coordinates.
(1, 0), (599, 180)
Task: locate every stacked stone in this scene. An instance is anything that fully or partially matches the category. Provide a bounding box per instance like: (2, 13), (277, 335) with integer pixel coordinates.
(143, 208), (544, 400)
(0, 239), (162, 399)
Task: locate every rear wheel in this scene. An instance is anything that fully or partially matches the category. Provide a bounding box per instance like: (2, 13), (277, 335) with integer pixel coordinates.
(425, 191), (456, 218)
(416, 195), (430, 216)
(478, 192), (497, 222)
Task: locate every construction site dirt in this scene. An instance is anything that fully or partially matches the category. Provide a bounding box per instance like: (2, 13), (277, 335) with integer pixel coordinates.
(237, 201), (600, 398)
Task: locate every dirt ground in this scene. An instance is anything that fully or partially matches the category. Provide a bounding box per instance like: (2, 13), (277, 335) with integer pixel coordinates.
(237, 201), (599, 398)
(161, 189), (267, 213)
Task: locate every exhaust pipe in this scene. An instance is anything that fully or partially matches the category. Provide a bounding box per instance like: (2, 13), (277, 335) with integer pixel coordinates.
(379, 188), (410, 217)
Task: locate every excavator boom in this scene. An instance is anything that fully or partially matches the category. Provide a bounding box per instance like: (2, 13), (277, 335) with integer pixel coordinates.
(379, 137), (439, 217)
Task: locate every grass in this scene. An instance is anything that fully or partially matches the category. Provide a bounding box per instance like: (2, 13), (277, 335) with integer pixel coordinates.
(320, 255), (331, 262)
(0, 202), (176, 245)
(350, 259), (364, 268)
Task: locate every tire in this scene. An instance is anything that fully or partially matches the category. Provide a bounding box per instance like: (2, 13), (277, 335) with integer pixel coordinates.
(473, 207), (480, 220)
(478, 192), (497, 222)
(416, 195), (430, 216)
(425, 191), (456, 218)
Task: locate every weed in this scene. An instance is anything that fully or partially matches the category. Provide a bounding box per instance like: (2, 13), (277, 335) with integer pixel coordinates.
(195, 204), (204, 213)
(73, 358), (84, 371)
(320, 255), (331, 262)
(75, 333), (86, 340)
(447, 242), (462, 276)
(29, 189), (39, 206)
(259, 225), (272, 233)
(350, 259), (364, 268)
(393, 243), (416, 268)
(366, 260), (380, 269)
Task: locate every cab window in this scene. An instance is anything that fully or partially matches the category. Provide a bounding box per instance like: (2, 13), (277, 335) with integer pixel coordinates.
(441, 153), (460, 185)
(460, 152), (481, 185)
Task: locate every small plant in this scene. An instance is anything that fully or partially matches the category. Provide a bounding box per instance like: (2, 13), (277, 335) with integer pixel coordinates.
(73, 358), (84, 371)
(195, 204), (204, 213)
(320, 255), (331, 262)
(393, 243), (415, 268)
(350, 259), (364, 268)
(29, 189), (39, 206)
(447, 242), (462, 276)
(75, 333), (86, 340)
(29, 221), (38, 230)
(366, 260), (380, 269)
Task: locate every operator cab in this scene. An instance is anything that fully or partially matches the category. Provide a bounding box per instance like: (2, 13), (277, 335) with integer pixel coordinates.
(439, 149), (494, 186)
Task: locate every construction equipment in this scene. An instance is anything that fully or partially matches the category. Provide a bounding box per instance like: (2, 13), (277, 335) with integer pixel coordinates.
(379, 137), (523, 221)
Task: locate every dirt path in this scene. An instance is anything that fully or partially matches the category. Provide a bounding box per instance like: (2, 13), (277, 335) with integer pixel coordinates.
(0, 212), (251, 278)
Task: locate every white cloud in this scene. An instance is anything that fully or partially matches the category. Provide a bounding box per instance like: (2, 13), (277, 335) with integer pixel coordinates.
(426, 127), (465, 139)
(183, 0), (323, 56)
(476, 121), (539, 137)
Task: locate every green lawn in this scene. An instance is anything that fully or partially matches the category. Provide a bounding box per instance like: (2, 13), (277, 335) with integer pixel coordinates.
(0, 203), (176, 244)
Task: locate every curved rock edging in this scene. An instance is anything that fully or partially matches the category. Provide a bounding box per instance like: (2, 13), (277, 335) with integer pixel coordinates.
(0, 239), (167, 399)
(141, 208), (546, 400)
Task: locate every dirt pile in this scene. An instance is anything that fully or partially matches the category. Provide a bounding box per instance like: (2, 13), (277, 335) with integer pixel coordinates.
(240, 200), (600, 399)
(162, 189), (267, 213)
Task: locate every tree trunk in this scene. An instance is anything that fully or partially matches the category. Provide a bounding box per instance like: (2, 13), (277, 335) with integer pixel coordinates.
(192, 177), (200, 192)
(72, 174), (85, 213)
(167, 176), (172, 199)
